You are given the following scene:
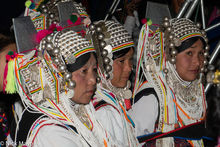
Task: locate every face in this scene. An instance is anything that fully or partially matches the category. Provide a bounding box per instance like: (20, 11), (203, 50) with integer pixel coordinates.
(71, 53), (97, 104)
(0, 43), (16, 91)
(175, 39), (205, 82)
(111, 48), (134, 88)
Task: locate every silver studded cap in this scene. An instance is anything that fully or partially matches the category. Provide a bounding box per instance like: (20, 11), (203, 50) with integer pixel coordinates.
(56, 29), (95, 64)
(104, 20), (134, 53)
(169, 18), (207, 44)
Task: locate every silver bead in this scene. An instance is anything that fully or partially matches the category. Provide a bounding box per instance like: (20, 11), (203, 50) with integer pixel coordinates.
(163, 21), (169, 27)
(65, 72), (72, 80)
(68, 80), (76, 88)
(204, 51), (209, 57)
(207, 64), (215, 71)
(204, 60), (208, 65)
(200, 67), (205, 72)
(169, 43), (174, 48)
(49, 13), (55, 19)
(104, 57), (110, 64)
(98, 33), (105, 40)
(105, 73), (110, 79)
(89, 24), (95, 30)
(101, 49), (108, 57)
(205, 45), (210, 51)
(171, 49), (177, 55)
(169, 35), (174, 40)
(43, 8), (48, 13)
(53, 48), (60, 55)
(96, 27), (102, 32)
(170, 57), (176, 64)
(105, 65), (112, 72)
(52, 20), (58, 24)
(46, 43), (53, 50)
(59, 65), (66, 73)
(46, 35), (53, 42)
(167, 27), (171, 32)
(100, 41), (106, 47)
(164, 17), (169, 21)
(53, 57), (60, 64)
(41, 4), (46, 9)
(196, 22), (201, 28)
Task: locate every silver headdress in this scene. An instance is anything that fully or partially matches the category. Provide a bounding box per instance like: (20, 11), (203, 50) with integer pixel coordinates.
(161, 17), (209, 72)
(89, 20), (134, 80)
(25, 0), (89, 31)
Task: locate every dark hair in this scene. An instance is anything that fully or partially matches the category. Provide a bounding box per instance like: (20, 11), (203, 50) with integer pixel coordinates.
(176, 37), (206, 53)
(112, 47), (133, 60)
(0, 34), (15, 52)
(66, 52), (97, 72)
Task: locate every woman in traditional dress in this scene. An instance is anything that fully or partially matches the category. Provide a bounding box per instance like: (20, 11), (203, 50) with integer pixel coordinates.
(7, 0), (117, 146)
(89, 20), (140, 146)
(130, 18), (209, 146)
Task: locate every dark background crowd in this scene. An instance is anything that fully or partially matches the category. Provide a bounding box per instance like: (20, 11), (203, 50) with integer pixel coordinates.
(0, 0), (220, 146)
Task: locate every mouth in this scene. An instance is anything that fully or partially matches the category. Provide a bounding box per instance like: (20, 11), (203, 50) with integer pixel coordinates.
(189, 69), (199, 74)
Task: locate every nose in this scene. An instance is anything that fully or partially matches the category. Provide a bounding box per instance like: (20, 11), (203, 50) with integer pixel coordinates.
(124, 60), (133, 73)
(193, 54), (200, 67)
(88, 72), (97, 86)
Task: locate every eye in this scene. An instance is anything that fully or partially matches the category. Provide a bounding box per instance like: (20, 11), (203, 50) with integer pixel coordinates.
(199, 51), (204, 56)
(186, 51), (192, 56)
(81, 68), (88, 74)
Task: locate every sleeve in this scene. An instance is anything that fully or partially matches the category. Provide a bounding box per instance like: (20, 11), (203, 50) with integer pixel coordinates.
(33, 124), (83, 147)
(129, 94), (158, 137)
(94, 106), (125, 146)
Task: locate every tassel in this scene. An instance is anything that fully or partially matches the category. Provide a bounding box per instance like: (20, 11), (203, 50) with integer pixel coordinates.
(5, 59), (16, 94)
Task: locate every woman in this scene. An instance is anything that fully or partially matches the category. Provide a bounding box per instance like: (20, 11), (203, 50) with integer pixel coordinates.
(7, 17), (118, 146)
(89, 20), (139, 146)
(130, 18), (209, 146)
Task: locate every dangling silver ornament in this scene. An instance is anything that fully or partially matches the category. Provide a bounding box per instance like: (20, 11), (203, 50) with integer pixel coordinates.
(167, 27), (172, 32)
(203, 60), (208, 66)
(100, 41), (106, 47)
(163, 21), (169, 27)
(98, 33), (105, 40)
(68, 80), (76, 88)
(205, 45), (210, 51)
(46, 43), (53, 50)
(169, 42), (174, 48)
(96, 27), (102, 32)
(204, 51), (209, 57)
(49, 13), (55, 19)
(53, 48), (60, 55)
(104, 57), (110, 64)
(170, 57), (176, 64)
(105, 65), (112, 72)
(105, 73), (110, 79)
(101, 49), (108, 57)
(164, 17), (169, 21)
(196, 22), (201, 28)
(89, 24), (95, 31)
(46, 35), (53, 42)
(65, 72), (72, 80)
(171, 49), (177, 55)
(59, 64), (66, 73)
(53, 57), (60, 64)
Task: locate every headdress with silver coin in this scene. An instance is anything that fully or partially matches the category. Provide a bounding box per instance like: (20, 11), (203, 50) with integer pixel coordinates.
(89, 20), (134, 99)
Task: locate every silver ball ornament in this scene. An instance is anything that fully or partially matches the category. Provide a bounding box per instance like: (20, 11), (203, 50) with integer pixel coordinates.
(163, 21), (169, 27)
(49, 13), (55, 19)
(53, 48), (60, 55)
(171, 49), (177, 55)
(104, 57), (110, 64)
(204, 51), (209, 57)
(89, 24), (95, 30)
(68, 80), (76, 88)
(170, 57), (176, 64)
(169, 43), (174, 48)
(105, 65), (112, 72)
(98, 33), (104, 40)
(53, 57), (60, 64)
(96, 27), (102, 32)
(100, 41), (106, 47)
(59, 65), (66, 73)
(167, 27), (172, 32)
(65, 72), (72, 80)
(101, 49), (108, 57)
(46, 43), (53, 50)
